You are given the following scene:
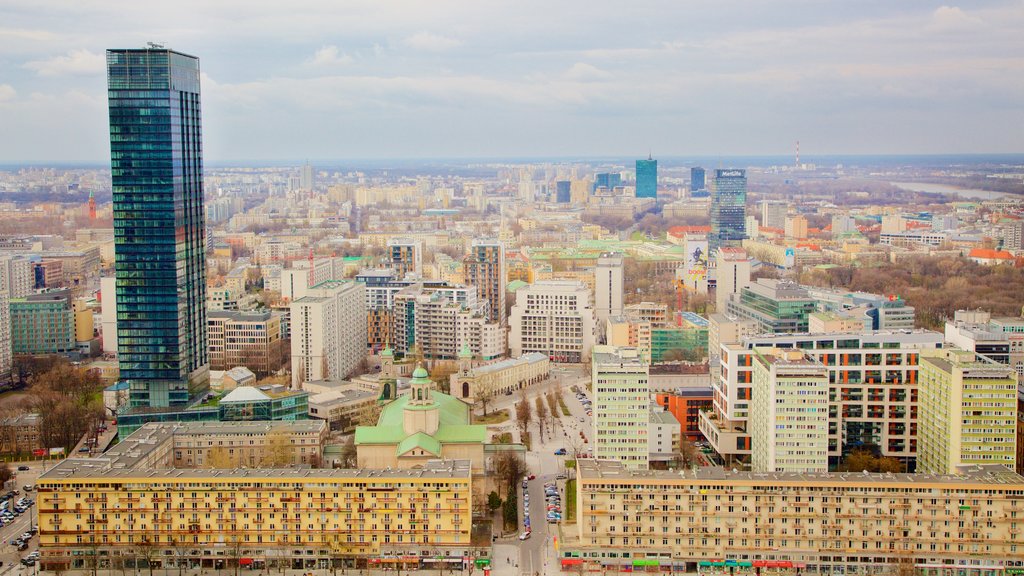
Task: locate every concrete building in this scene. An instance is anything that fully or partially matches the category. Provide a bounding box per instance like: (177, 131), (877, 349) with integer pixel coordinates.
(9, 290), (74, 355)
(386, 237), (423, 279)
(207, 310), (285, 377)
(592, 346), (650, 469)
(749, 348), (829, 473)
(0, 254), (34, 298)
(760, 200), (787, 230)
(945, 309), (1013, 366)
(37, 424), (477, 572)
(509, 280), (596, 363)
(290, 280), (367, 388)
(0, 413), (42, 456)
(918, 348), (1017, 474)
(463, 238), (505, 325)
(648, 406), (681, 466)
(594, 253), (624, 327)
(567, 459), (1024, 575)
(724, 279), (817, 334)
(783, 214), (809, 240)
(451, 351), (550, 404)
(654, 388), (714, 442)
(713, 247), (751, 317)
(167, 420), (327, 468)
(307, 385), (378, 433)
(392, 284), (505, 361)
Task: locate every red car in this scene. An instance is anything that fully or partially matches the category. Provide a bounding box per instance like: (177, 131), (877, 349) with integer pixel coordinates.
(527, 474), (536, 481)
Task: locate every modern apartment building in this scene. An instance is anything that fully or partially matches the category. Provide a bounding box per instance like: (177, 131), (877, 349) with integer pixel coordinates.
(593, 346), (650, 469)
(290, 280), (367, 388)
(918, 348), (1018, 474)
(392, 284), (505, 361)
(108, 47), (209, 408)
(700, 330), (945, 465)
(36, 423), (477, 572)
(386, 237), (423, 279)
(567, 459), (1024, 575)
(509, 280), (596, 363)
(594, 253), (624, 326)
(749, 348), (829, 472)
(463, 238), (505, 325)
(207, 310), (285, 377)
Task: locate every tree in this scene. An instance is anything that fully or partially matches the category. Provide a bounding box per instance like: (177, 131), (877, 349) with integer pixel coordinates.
(534, 396), (549, 442)
(0, 463), (11, 487)
(486, 491), (503, 514)
(493, 451), (528, 496)
(355, 401), (384, 427)
(261, 429), (294, 467)
(837, 448), (905, 473)
(339, 435), (357, 468)
(546, 393), (560, 421)
(206, 446), (236, 469)
(474, 381), (497, 416)
(515, 398), (532, 437)
(678, 438), (700, 468)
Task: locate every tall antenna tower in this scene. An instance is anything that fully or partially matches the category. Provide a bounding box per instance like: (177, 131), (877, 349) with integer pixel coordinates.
(795, 140), (800, 169)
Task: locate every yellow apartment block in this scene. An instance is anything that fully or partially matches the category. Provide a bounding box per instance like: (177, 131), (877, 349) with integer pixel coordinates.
(36, 423), (479, 573)
(565, 459), (1024, 575)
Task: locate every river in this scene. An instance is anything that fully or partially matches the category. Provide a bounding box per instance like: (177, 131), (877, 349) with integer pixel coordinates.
(890, 181), (1012, 201)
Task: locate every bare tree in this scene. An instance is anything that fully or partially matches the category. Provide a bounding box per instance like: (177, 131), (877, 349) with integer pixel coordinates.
(546, 392), (560, 421)
(474, 382), (497, 416)
(260, 429), (293, 467)
(514, 398), (532, 437)
(534, 397), (549, 442)
(339, 435), (357, 468)
(493, 451), (529, 496)
(206, 446), (236, 469)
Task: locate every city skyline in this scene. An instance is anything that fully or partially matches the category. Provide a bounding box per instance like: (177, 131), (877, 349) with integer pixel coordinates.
(2, 1), (1023, 163)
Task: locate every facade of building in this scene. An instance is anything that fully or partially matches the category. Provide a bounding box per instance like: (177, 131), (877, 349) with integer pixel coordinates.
(654, 389), (713, 442)
(386, 237), (423, 279)
(307, 386), (378, 433)
(509, 280), (596, 363)
(218, 385), (309, 423)
(108, 47), (209, 409)
(594, 253), (624, 327)
(0, 254), (34, 299)
(593, 346), (650, 469)
(724, 279), (818, 334)
(648, 407), (681, 465)
(290, 280), (366, 388)
(760, 200), (787, 230)
(451, 351), (550, 404)
(714, 247), (752, 315)
(555, 180), (571, 203)
(207, 310), (285, 377)
(918, 348), (1018, 474)
(568, 459), (1024, 575)
(9, 291), (75, 355)
(0, 413), (42, 456)
(37, 424), (476, 572)
(709, 169), (747, 254)
(690, 167), (706, 192)
(635, 157), (657, 199)
(100, 276), (117, 354)
(463, 238), (505, 326)
(391, 285), (504, 361)
(749, 348), (829, 473)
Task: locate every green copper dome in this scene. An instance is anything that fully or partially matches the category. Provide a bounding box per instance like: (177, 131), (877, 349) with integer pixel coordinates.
(412, 366), (429, 379)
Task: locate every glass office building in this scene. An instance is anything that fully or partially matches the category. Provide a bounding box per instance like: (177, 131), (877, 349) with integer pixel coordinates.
(555, 180), (571, 203)
(710, 168), (747, 254)
(691, 166), (706, 192)
(593, 172), (622, 193)
(635, 157), (657, 199)
(108, 47), (209, 408)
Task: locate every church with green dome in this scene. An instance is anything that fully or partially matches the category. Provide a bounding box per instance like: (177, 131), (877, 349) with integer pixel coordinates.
(354, 362), (489, 476)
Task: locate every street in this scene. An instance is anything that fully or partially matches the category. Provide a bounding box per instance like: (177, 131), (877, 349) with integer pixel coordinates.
(0, 460), (48, 576)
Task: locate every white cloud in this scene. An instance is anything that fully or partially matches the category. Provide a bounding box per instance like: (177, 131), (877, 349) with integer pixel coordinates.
(565, 62), (612, 82)
(0, 84), (15, 102)
(307, 45), (353, 67)
(929, 6), (983, 31)
(23, 49), (105, 77)
(403, 31), (462, 52)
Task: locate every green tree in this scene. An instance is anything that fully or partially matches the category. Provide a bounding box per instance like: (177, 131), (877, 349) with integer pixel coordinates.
(486, 491), (503, 514)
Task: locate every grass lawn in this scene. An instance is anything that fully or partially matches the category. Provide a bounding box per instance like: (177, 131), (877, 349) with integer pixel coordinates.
(475, 409), (510, 425)
(558, 396), (571, 416)
(565, 479), (577, 523)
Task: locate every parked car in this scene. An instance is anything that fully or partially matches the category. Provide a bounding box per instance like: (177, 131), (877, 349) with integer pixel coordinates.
(17, 466), (29, 472)
(554, 448), (566, 455)
(519, 531), (531, 540)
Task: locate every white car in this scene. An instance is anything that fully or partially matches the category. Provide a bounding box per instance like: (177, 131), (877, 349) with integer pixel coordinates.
(519, 531), (531, 540)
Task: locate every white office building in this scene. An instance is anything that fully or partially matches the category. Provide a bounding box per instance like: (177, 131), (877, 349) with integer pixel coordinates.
(509, 280), (596, 363)
(290, 280), (367, 388)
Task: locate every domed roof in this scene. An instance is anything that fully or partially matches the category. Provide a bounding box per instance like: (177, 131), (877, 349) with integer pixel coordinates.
(412, 366), (429, 379)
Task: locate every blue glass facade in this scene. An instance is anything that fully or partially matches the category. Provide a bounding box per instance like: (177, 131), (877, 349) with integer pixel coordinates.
(108, 48), (209, 408)
(555, 180), (571, 203)
(635, 158), (657, 198)
(691, 167), (706, 192)
(710, 169), (747, 255)
(593, 172), (622, 192)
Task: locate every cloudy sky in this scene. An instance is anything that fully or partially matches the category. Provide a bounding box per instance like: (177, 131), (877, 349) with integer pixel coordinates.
(1, 0), (1022, 163)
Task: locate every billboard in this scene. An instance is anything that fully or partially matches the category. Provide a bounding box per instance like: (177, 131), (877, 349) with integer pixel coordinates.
(681, 239), (709, 291)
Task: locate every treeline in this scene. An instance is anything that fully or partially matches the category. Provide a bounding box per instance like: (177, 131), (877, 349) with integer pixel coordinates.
(11, 357), (106, 452)
(799, 257), (1024, 329)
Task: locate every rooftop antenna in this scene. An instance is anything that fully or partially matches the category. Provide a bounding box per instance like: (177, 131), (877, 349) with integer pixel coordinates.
(147, 42), (165, 49)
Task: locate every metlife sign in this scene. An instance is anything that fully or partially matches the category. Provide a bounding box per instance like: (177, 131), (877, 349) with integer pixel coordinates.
(716, 169), (745, 178)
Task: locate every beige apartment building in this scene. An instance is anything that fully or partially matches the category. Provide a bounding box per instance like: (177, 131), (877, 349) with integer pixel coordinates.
(509, 280), (596, 363)
(207, 310), (285, 377)
(36, 423), (478, 573)
(567, 459), (1024, 575)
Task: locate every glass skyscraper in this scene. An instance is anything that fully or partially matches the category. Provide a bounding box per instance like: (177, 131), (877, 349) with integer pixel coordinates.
(555, 180), (571, 203)
(593, 172), (622, 193)
(690, 166), (706, 192)
(635, 157), (657, 199)
(107, 47), (209, 408)
(709, 168), (747, 255)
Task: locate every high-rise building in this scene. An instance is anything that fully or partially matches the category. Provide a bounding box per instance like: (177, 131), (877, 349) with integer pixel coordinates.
(290, 280), (366, 388)
(690, 166), (706, 193)
(593, 172), (622, 193)
(784, 214), (808, 239)
(391, 284), (505, 361)
(709, 169), (747, 254)
(0, 255), (34, 299)
(107, 47), (208, 408)
(724, 279), (817, 333)
(555, 180), (571, 203)
(760, 200), (787, 230)
(9, 291), (75, 356)
(749, 348), (829, 473)
(387, 237), (423, 279)
(593, 253), (624, 327)
(714, 247), (751, 315)
(592, 346), (650, 470)
(509, 280), (596, 363)
(918, 348), (1018, 474)
(300, 162), (314, 191)
(635, 157), (657, 199)
(464, 238), (505, 326)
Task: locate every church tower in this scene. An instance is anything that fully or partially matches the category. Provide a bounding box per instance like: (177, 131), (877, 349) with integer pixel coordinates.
(403, 365), (440, 436)
(378, 344), (398, 402)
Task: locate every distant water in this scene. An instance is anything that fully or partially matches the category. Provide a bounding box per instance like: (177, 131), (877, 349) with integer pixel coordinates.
(890, 182), (1011, 201)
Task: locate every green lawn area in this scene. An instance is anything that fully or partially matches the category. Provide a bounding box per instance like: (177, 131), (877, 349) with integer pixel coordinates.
(564, 459), (576, 469)
(475, 409), (510, 425)
(558, 396), (570, 416)
(565, 479), (577, 523)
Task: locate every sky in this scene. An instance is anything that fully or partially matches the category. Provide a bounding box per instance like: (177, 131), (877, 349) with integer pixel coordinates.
(1, 0), (1023, 163)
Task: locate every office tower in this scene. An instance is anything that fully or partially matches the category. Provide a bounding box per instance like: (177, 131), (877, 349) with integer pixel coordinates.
(749, 349), (829, 473)
(690, 166), (706, 193)
(760, 200), (787, 230)
(387, 237), (423, 279)
(107, 47), (208, 408)
(635, 156), (657, 199)
(709, 169), (747, 254)
(593, 172), (622, 193)
(207, 310), (285, 377)
(464, 238), (505, 325)
(594, 253), (624, 326)
(592, 346), (650, 470)
(290, 280), (366, 388)
(555, 180), (571, 203)
(714, 247), (751, 315)
(300, 162), (314, 191)
(918, 348), (1017, 474)
(509, 280), (596, 363)
(831, 214), (857, 238)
